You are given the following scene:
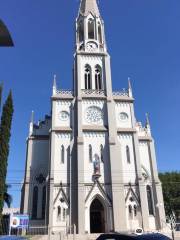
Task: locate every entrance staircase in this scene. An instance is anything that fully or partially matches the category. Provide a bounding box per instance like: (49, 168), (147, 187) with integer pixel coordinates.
(30, 233), (101, 240)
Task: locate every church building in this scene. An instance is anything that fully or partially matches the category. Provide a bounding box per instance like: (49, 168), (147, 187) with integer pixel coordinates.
(21, 0), (166, 235)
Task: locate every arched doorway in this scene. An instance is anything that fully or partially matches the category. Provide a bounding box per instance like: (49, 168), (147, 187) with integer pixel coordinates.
(90, 198), (105, 233)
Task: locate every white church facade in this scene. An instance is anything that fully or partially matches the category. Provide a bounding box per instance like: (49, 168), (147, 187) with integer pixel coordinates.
(21, 0), (166, 235)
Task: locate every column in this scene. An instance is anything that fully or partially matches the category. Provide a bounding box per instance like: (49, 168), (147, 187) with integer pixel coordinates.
(104, 55), (127, 231)
(148, 140), (166, 230)
(130, 103), (150, 231)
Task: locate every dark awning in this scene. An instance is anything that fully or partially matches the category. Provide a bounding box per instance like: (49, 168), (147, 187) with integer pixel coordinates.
(0, 19), (14, 46)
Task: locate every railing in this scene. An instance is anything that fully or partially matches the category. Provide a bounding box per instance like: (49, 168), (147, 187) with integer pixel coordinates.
(55, 90), (73, 96)
(54, 89), (129, 97)
(81, 89), (105, 96)
(112, 89), (129, 97)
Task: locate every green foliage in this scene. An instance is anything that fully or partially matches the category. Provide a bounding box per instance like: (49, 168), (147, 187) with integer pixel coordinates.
(0, 91), (14, 233)
(159, 172), (180, 220)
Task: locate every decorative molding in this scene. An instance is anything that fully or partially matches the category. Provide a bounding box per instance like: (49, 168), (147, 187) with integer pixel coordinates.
(117, 128), (136, 133)
(115, 102), (130, 107)
(118, 133), (133, 139)
(29, 135), (49, 140)
(53, 127), (72, 133)
(113, 96), (134, 102)
(83, 132), (106, 138)
(85, 180), (112, 206)
(56, 133), (71, 139)
(138, 136), (152, 141)
(82, 99), (105, 106)
(56, 100), (72, 106)
(139, 141), (148, 146)
(52, 96), (74, 101)
(125, 185), (140, 206)
(83, 126), (107, 133)
(53, 183), (69, 206)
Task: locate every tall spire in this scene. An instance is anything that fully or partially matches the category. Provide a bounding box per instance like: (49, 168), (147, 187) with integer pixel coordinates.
(128, 77), (133, 98)
(79, 0), (100, 17)
(52, 74), (57, 95)
(145, 113), (151, 135)
(29, 110), (34, 136)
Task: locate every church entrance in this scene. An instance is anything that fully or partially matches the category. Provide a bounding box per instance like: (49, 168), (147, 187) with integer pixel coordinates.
(90, 198), (105, 233)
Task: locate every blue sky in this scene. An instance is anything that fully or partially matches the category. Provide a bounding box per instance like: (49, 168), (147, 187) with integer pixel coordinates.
(0, 0), (179, 208)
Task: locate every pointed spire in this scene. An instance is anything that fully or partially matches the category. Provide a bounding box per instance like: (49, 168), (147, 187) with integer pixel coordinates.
(145, 113), (150, 127)
(128, 77), (133, 98)
(29, 110), (34, 136)
(145, 113), (151, 135)
(30, 110), (34, 123)
(79, 0), (100, 17)
(52, 74), (57, 95)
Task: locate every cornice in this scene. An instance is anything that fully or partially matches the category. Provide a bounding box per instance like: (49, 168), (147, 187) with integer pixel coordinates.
(51, 96), (74, 101)
(113, 96), (134, 102)
(81, 95), (107, 100)
(117, 128), (136, 133)
(51, 127), (72, 133)
(138, 136), (152, 142)
(28, 135), (49, 140)
(82, 125), (108, 132)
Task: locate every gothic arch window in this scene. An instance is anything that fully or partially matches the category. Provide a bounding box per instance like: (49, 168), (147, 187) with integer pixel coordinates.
(42, 186), (46, 219)
(61, 145), (65, 164)
(63, 208), (66, 221)
(89, 144), (92, 162)
(85, 65), (91, 89)
(98, 23), (102, 44)
(95, 65), (102, 90)
(126, 145), (131, 164)
(57, 206), (61, 219)
(147, 185), (154, 215)
(134, 205), (137, 217)
(78, 21), (84, 42)
(88, 18), (95, 39)
(32, 186), (38, 219)
(128, 205), (133, 219)
(100, 144), (104, 162)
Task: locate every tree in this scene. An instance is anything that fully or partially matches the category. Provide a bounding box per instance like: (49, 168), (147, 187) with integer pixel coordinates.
(159, 172), (180, 221)
(4, 184), (12, 208)
(0, 91), (14, 233)
(0, 84), (2, 109)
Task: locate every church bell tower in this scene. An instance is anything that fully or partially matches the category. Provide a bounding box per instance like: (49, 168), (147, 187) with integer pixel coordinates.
(73, 0), (127, 234)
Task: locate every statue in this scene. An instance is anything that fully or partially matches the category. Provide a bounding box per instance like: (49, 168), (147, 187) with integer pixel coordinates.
(93, 153), (100, 176)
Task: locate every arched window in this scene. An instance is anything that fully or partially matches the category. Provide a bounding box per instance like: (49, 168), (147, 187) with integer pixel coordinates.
(85, 65), (91, 89)
(147, 185), (154, 215)
(89, 144), (92, 162)
(126, 146), (131, 164)
(61, 145), (65, 164)
(78, 21), (84, 42)
(134, 205), (137, 217)
(32, 186), (38, 219)
(57, 206), (61, 219)
(128, 205), (133, 218)
(42, 186), (46, 219)
(88, 19), (95, 39)
(95, 65), (102, 90)
(100, 144), (104, 162)
(63, 208), (66, 221)
(98, 23), (102, 43)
